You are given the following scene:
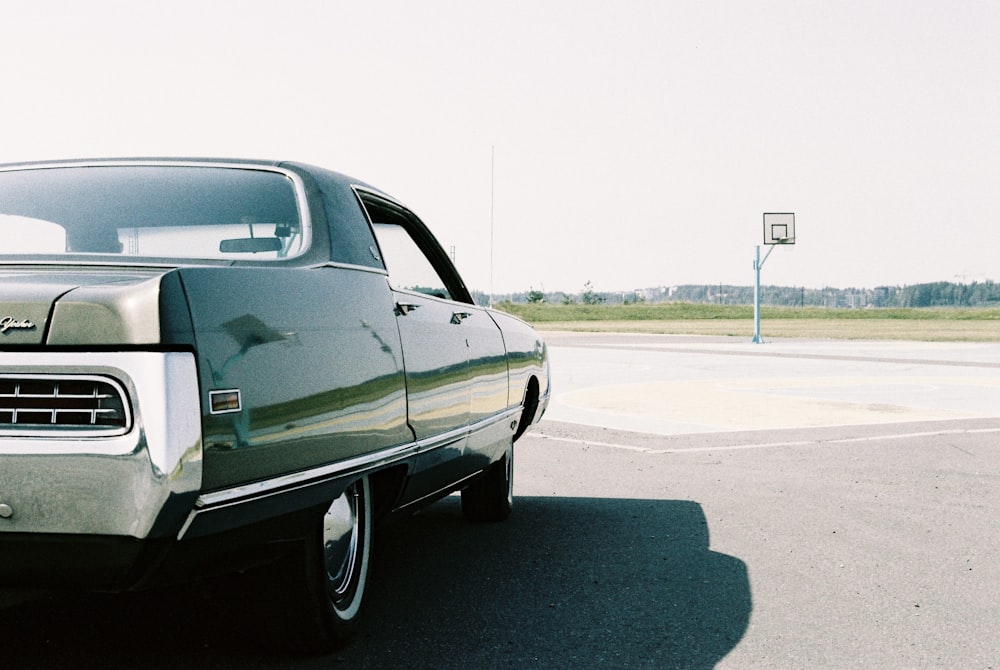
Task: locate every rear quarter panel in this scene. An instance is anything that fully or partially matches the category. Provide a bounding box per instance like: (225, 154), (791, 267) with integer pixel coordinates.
(177, 265), (410, 491)
(488, 309), (549, 421)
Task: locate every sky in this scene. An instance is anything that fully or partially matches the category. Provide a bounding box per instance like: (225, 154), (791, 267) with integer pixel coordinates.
(1, 0), (998, 295)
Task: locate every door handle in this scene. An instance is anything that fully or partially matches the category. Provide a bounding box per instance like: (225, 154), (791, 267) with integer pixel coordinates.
(396, 302), (421, 316)
(451, 311), (471, 324)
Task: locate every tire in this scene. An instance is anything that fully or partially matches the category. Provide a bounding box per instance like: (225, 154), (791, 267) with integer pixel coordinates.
(461, 441), (513, 522)
(268, 475), (372, 653)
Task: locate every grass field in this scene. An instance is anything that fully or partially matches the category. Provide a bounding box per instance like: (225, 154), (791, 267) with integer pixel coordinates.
(496, 302), (1000, 342)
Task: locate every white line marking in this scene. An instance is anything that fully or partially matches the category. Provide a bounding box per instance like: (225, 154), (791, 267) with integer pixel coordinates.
(534, 436), (657, 452)
(535, 427), (1000, 454)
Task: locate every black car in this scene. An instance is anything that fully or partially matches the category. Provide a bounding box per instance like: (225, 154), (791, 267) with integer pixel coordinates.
(0, 158), (549, 650)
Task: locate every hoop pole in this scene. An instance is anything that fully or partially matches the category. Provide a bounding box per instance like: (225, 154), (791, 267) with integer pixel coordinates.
(752, 244), (776, 343)
(752, 246), (762, 343)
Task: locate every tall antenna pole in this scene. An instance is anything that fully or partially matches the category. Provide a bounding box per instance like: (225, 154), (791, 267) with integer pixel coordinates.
(489, 145), (495, 308)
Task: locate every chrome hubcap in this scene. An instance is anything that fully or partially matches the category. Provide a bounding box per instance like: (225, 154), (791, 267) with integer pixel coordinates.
(322, 484), (359, 601)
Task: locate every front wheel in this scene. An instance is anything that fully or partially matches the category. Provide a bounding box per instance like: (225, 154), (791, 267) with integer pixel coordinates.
(461, 441), (513, 522)
(266, 475), (372, 652)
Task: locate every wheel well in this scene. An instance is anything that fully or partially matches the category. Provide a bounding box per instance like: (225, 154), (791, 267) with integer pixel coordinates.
(368, 465), (408, 522)
(514, 376), (540, 442)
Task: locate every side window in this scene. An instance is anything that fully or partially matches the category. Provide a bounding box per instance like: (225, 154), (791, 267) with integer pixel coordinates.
(372, 223), (452, 300)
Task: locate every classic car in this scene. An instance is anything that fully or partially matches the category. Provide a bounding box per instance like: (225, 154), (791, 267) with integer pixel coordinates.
(0, 158), (549, 650)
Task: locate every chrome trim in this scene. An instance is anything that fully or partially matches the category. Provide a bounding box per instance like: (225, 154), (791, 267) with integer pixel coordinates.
(396, 470), (485, 512)
(472, 407), (522, 436)
(181, 407), (522, 537)
(0, 373), (131, 437)
(315, 261), (389, 276)
(190, 442), (418, 513)
(0, 352), (203, 538)
(0, 316), (36, 333)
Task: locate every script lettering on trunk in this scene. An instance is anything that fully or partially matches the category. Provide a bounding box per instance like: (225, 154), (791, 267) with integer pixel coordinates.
(0, 317), (36, 333)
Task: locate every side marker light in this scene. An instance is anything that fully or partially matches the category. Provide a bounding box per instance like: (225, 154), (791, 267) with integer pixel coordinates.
(209, 389), (242, 414)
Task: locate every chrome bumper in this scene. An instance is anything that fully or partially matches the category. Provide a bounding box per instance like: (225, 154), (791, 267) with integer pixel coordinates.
(0, 352), (202, 539)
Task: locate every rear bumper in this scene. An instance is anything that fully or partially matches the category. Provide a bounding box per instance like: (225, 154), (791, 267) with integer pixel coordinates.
(0, 352), (203, 540)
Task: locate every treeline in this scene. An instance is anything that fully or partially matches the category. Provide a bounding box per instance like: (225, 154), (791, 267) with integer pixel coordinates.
(479, 281), (1000, 309)
(892, 281), (1000, 307)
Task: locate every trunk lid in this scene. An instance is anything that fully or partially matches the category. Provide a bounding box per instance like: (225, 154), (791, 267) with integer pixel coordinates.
(0, 268), (172, 345)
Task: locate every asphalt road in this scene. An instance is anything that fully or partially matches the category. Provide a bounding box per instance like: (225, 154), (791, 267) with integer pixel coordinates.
(3, 333), (999, 669)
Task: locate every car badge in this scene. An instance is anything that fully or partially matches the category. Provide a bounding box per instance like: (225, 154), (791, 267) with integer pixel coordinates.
(0, 316), (36, 334)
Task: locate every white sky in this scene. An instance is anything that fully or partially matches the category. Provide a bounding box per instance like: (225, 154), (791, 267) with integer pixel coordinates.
(2, 0), (998, 294)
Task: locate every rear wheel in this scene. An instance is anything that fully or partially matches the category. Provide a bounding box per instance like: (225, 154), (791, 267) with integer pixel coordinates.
(461, 441), (513, 522)
(268, 476), (372, 652)
(321, 476), (370, 624)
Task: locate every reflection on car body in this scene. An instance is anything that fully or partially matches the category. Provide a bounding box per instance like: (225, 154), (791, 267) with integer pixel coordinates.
(0, 158), (549, 651)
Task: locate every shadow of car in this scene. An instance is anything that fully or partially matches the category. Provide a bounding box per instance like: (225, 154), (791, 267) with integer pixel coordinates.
(0, 496), (750, 670)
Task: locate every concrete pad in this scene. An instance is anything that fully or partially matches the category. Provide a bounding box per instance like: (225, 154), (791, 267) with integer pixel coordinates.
(541, 333), (1000, 434)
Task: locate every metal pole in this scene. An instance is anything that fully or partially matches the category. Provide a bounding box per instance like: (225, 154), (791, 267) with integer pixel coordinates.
(752, 245), (762, 343)
(752, 244), (776, 343)
(489, 145), (495, 309)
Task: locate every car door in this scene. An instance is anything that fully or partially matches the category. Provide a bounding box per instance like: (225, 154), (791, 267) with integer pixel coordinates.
(369, 221), (471, 441)
(360, 192), (506, 501)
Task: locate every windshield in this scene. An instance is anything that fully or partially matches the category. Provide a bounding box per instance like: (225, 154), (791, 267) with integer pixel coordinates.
(0, 164), (308, 261)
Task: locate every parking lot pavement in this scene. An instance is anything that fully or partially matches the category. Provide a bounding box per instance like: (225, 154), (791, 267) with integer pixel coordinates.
(515, 418), (1000, 669)
(540, 332), (1000, 434)
(519, 333), (1000, 668)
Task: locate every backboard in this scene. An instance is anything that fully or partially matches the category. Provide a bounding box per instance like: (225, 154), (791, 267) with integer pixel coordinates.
(763, 212), (795, 245)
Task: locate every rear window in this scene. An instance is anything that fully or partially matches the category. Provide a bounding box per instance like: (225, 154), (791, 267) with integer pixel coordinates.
(0, 164), (309, 261)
